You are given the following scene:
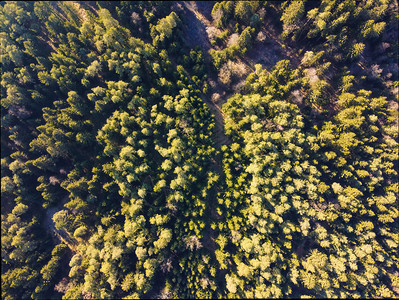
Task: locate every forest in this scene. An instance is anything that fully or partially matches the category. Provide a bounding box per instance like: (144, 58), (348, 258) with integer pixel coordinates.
(1, 1), (398, 299)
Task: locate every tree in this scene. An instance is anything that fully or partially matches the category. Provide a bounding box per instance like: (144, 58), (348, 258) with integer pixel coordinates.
(52, 210), (70, 231)
(74, 226), (88, 238)
(238, 27), (255, 54)
(281, 1), (304, 38)
(234, 1), (252, 25)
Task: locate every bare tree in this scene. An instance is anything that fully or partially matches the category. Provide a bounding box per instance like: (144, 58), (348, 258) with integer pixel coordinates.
(160, 257), (173, 273)
(218, 63), (232, 85)
(211, 93), (221, 103)
(256, 31), (266, 42)
(183, 235), (203, 251)
(54, 277), (72, 294)
(131, 12), (142, 32)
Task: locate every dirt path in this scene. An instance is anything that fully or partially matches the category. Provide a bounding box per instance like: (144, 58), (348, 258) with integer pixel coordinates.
(183, 1), (215, 30)
(180, 1), (232, 149)
(180, 2), (232, 275)
(43, 196), (79, 252)
(180, 1), (213, 52)
(205, 97), (231, 148)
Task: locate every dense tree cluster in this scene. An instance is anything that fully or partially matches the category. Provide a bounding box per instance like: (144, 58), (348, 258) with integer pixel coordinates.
(209, 1), (260, 69)
(217, 59), (398, 298)
(1, 1), (398, 299)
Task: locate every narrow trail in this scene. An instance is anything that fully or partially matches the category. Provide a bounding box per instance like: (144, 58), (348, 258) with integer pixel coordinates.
(43, 196), (79, 252)
(260, 23), (302, 68)
(204, 97), (231, 148)
(180, 2), (231, 270)
(183, 1), (213, 29)
(180, 1), (232, 149)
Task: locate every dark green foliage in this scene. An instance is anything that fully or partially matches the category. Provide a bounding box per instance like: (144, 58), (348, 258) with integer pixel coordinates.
(1, 1), (398, 299)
